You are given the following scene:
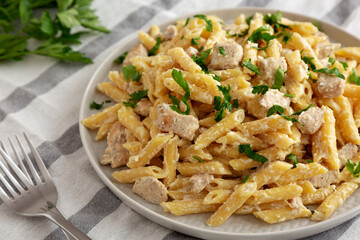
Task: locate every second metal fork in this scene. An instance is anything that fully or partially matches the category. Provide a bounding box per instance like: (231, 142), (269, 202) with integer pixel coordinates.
(0, 133), (90, 240)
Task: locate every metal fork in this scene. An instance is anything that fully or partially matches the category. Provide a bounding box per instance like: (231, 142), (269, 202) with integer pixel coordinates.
(0, 133), (91, 240)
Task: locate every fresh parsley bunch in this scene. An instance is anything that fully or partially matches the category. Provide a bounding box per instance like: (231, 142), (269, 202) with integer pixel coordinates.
(0, 0), (109, 63)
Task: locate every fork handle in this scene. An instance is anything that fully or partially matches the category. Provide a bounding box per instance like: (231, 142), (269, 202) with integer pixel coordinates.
(42, 207), (91, 240)
(50, 207), (79, 240)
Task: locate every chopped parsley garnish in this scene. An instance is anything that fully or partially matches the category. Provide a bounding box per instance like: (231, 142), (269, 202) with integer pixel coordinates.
(314, 67), (345, 79)
(169, 69), (191, 115)
(123, 90), (148, 108)
(252, 85), (269, 95)
(184, 17), (190, 27)
(194, 14), (213, 32)
(346, 159), (360, 178)
(181, 35), (184, 40)
(301, 56), (316, 71)
(263, 11), (290, 32)
(271, 66), (285, 90)
(267, 105), (300, 123)
(214, 85), (232, 122)
(305, 159), (313, 163)
(309, 73), (317, 83)
(192, 155), (205, 162)
(238, 144), (268, 164)
(340, 61), (348, 70)
(114, 51), (128, 64)
(230, 15), (254, 38)
(192, 48), (212, 72)
(291, 103), (314, 116)
(243, 174), (250, 183)
(232, 99), (239, 108)
(313, 21), (322, 31)
(246, 15), (254, 25)
(198, 46), (204, 52)
(191, 37), (200, 45)
(211, 73), (222, 82)
(349, 68), (360, 85)
(218, 46), (226, 56)
(122, 65), (142, 82)
(148, 37), (161, 56)
(286, 154), (299, 169)
(281, 31), (293, 44)
(242, 59), (262, 76)
(328, 57), (336, 66)
(247, 25), (276, 44)
(90, 100), (111, 110)
(284, 93), (294, 98)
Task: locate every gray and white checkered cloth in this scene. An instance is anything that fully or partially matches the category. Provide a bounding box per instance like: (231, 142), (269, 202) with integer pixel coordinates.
(1, 0), (360, 239)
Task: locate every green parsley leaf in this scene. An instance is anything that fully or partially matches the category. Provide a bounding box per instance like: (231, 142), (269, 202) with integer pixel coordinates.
(246, 15), (254, 25)
(232, 99), (239, 108)
(328, 57), (336, 66)
(90, 100), (110, 110)
(301, 56), (316, 71)
(211, 73), (222, 82)
(340, 61), (348, 71)
(263, 11), (290, 33)
(346, 159), (360, 178)
(243, 174), (250, 183)
(114, 51), (128, 64)
(286, 154), (299, 168)
(242, 59), (262, 76)
(214, 85), (232, 122)
(194, 14), (213, 32)
(284, 93), (294, 98)
(0, 34), (29, 61)
(57, 8), (80, 29)
(291, 103), (314, 116)
(184, 17), (190, 27)
(181, 35), (184, 40)
(349, 68), (360, 85)
(314, 67), (345, 79)
(267, 105), (300, 123)
(198, 46), (204, 52)
(271, 66), (285, 90)
(192, 155), (205, 162)
(123, 90), (148, 108)
(218, 46), (226, 56)
(281, 31), (293, 44)
(40, 11), (55, 36)
(148, 37), (161, 56)
(305, 159), (313, 163)
(238, 144), (268, 164)
(169, 69), (191, 115)
(192, 48), (211, 72)
(191, 37), (200, 45)
(252, 85), (269, 95)
(122, 65), (142, 82)
(19, 0), (32, 27)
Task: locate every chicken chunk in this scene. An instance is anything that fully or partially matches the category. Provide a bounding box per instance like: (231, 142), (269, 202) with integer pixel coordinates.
(317, 73), (345, 98)
(309, 170), (339, 188)
(132, 177), (168, 204)
(185, 46), (199, 58)
(316, 42), (340, 59)
(338, 143), (359, 168)
(122, 44), (148, 66)
(258, 89), (291, 110)
(257, 57), (287, 83)
(156, 103), (199, 140)
(161, 25), (177, 41)
(210, 41), (243, 70)
(100, 122), (129, 168)
(189, 174), (214, 193)
(134, 99), (152, 116)
(296, 106), (324, 135)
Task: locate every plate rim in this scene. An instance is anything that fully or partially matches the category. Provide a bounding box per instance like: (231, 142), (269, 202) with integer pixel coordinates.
(79, 7), (360, 240)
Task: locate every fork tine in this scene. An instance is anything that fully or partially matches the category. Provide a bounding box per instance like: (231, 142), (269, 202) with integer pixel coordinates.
(0, 172), (18, 197)
(0, 184), (11, 202)
(9, 138), (31, 180)
(15, 135), (42, 185)
(0, 148), (33, 191)
(23, 133), (51, 182)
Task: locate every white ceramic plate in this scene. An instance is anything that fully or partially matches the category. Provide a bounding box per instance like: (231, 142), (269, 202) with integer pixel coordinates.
(79, 8), (360, 240)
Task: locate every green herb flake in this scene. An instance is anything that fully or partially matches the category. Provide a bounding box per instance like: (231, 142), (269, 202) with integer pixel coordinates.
(191, 37), (200, 45)
(122, 65), (142, 82)
(284, 93), (294, 98)
(328, 57), (336, 66)
(114, 51), (128, 64)
(169, 69), (191, 115)
(123, 90), (148, 108)
(218, 46), (226, 56)
(314, 67), (345, 79)
(248, 25), (277, 45)
(346, 159), (360, 178)
(252, 85), (269, 95)
(291, 103), (314, 116)
(243, 174), (250, 183)
(305, 159), (313, 163)
(90, 100), (111, 110)
(198, 46), (204, 52)
(242, 59), (262, 76)
(301, 56), (316, 71)
(340, 61), (348, 71)
(349, 68), (360, 85)
(192, 48), (212, 72)
(232, 99), (239, 108)
(271, 66), (285, 90)
(211, 74), (222, 82)
(281, 31), (293, 44)
(192, 155), (204, 162)
(267, 105), (300, 124)
(238, 144), (268, 164)
(194, 14), (213, 32)
(313, 21), (322, 31)
(148, 37), (161, 56)
(263, 11), (291, 33)
(181, 35), (184, 40)
(286, 154), (299, 169)
(184, 17), (190, 27)
(214, 85), (232, 122)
